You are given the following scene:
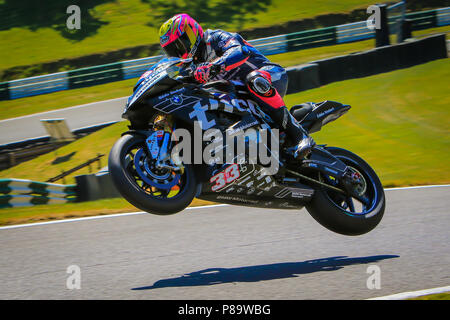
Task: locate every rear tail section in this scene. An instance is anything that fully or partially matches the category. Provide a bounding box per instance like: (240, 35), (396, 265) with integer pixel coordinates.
(291, 101), (351, 133)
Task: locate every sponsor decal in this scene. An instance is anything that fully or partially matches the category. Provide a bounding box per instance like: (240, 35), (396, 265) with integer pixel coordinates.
(210, 164), (240, 192)
(216, 195), (259, 204)
(317, 108), (334, 118)
(140, 70), (154, 80)
(227, 120), (259, 135)
(170, 95), (183, 105)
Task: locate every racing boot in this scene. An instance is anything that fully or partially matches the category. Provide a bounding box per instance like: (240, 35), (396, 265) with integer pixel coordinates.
(245, 70), (315, 160)
(272, 106), (316, 160)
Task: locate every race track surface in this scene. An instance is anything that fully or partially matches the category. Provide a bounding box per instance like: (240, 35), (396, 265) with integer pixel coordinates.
(0, 97), (127, 145)
(0, 186), (448, 299)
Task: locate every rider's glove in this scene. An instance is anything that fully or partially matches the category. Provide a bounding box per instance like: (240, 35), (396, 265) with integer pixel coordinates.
(194, 63), (224, 84)
(194, 63), (213, 84)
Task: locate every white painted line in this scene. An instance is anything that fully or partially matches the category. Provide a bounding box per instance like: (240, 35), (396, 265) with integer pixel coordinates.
(385, 184), (450, 191)
(0, 184), (448, 230)
(367, 285), (450, 300)
(0, 204), (228, 230)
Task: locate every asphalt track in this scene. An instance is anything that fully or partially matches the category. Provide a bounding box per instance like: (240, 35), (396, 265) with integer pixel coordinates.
(0, 97), (127, 145)
(0, 185), (448, 300)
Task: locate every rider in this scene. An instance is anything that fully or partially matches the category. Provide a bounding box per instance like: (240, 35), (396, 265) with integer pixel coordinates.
(158, 13), (315, 159)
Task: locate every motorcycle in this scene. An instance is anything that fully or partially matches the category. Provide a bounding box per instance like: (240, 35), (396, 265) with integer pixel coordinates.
(108, 57), (385, 236)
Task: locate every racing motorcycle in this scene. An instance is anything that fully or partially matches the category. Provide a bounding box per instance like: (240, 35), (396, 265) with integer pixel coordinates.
(108, 57), (385, 236)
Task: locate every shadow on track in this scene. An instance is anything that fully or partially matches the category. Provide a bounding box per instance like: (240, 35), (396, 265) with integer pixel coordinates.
(132, 254), (399, 291)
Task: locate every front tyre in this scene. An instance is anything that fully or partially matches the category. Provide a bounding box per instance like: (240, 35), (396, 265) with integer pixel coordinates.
(108, 134), (197, 215)
(305, 147), (385, 236)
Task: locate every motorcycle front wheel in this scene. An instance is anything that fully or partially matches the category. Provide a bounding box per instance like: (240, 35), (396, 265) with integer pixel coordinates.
(108, 134), (197, 215)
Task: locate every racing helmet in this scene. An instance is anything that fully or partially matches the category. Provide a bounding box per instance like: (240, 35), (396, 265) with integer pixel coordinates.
(159, 14), (204, 59)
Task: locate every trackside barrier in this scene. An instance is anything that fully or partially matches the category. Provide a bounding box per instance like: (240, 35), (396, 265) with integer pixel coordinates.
(75, 172), (121, 202)
(285, 33), (448, 92)
(8, 71), (69, 100)
(336, 21), (374, 44)
(0, 179), (76, 208)
(0, 7), (449, 101)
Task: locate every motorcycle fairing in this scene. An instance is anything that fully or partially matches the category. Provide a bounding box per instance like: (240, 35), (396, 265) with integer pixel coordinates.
(197, 162), (315, 209)
(293, 101), (351, 134)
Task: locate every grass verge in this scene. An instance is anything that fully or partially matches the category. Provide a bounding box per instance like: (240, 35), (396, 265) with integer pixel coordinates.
(408, 292), (450, 300)
(0, 0), (378, 71)
(0, 39), (376, 120)
(0, 197), (215, 227)
(1, 25), (448, 121)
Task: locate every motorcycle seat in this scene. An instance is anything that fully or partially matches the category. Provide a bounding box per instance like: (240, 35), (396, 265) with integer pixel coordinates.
(290, 102), (314, 122)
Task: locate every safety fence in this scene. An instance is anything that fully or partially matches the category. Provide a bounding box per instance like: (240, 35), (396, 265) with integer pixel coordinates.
(285, 33), (448, 93)
(0, 6), (449, 101)
(0, 179), (76, 208)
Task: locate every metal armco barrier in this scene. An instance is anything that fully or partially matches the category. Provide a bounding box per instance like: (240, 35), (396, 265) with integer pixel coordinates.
(0, 179), (76, 208)
(0, 6), (448, 101)
(285, 34), (448, 92)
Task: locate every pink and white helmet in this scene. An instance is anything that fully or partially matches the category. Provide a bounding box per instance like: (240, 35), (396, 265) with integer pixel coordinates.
(159, 13), (204, 59)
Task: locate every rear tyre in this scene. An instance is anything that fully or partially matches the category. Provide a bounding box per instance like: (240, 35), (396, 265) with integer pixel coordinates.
(305, 147), (385, 236)
(109, 134), (197, 215)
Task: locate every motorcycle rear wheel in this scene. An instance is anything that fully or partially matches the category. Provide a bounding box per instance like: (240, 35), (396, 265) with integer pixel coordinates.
(305, 147), (385, 236)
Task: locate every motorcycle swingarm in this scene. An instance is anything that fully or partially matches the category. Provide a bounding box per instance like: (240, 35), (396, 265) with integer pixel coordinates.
(301, 147), (348, 179)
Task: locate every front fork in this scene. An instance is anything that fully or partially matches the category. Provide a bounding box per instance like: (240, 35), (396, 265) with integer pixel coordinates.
(144, 115), (183, 172)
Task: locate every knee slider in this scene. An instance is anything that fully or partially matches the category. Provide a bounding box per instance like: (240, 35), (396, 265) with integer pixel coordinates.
(246, 70), (274, 96)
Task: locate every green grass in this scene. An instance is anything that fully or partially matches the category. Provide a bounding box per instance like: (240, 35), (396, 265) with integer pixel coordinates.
(0, 0), (377, 70)
(0, 120), (129, 184)
(408, 292), (450, 300)
(1, 24), (448, 121)
(0, 39), (376, 120)
(284, 58), (450, 187)
(0, 197), (215, 226)
(0, 58), (448, 226)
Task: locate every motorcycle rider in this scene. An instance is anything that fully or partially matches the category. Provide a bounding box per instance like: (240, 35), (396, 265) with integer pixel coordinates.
(158, 13), (315, 159)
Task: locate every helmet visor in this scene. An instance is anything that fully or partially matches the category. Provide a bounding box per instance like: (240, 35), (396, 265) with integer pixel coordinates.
(162, 33), (192, 58)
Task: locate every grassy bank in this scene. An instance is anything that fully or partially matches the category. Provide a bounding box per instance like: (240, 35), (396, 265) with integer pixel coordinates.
(1, 24), (449, 121)
(0, 38), (377, 120)
(0, 197), (215, 227)
(0, 58), (448, 225)
(284, 58), (450, 187)
(408, 292), (450, 300)
(1, 0), (378, 71)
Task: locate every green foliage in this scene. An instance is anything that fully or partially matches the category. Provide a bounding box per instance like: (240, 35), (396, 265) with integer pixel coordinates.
(144, 0), (271, 30)
(0, 0), (111, 41)
(0, 0), (378, 70)
(285, 59), (450, 187)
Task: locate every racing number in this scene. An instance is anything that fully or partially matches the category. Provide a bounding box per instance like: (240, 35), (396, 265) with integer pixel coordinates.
(210, 164), (240, 191)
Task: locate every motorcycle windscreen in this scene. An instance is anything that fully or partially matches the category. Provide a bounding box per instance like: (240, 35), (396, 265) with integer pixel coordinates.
(125, 57), (183, 112)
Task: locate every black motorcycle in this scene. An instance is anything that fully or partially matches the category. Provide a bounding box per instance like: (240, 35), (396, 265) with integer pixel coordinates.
(109, 57), (385, 236)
